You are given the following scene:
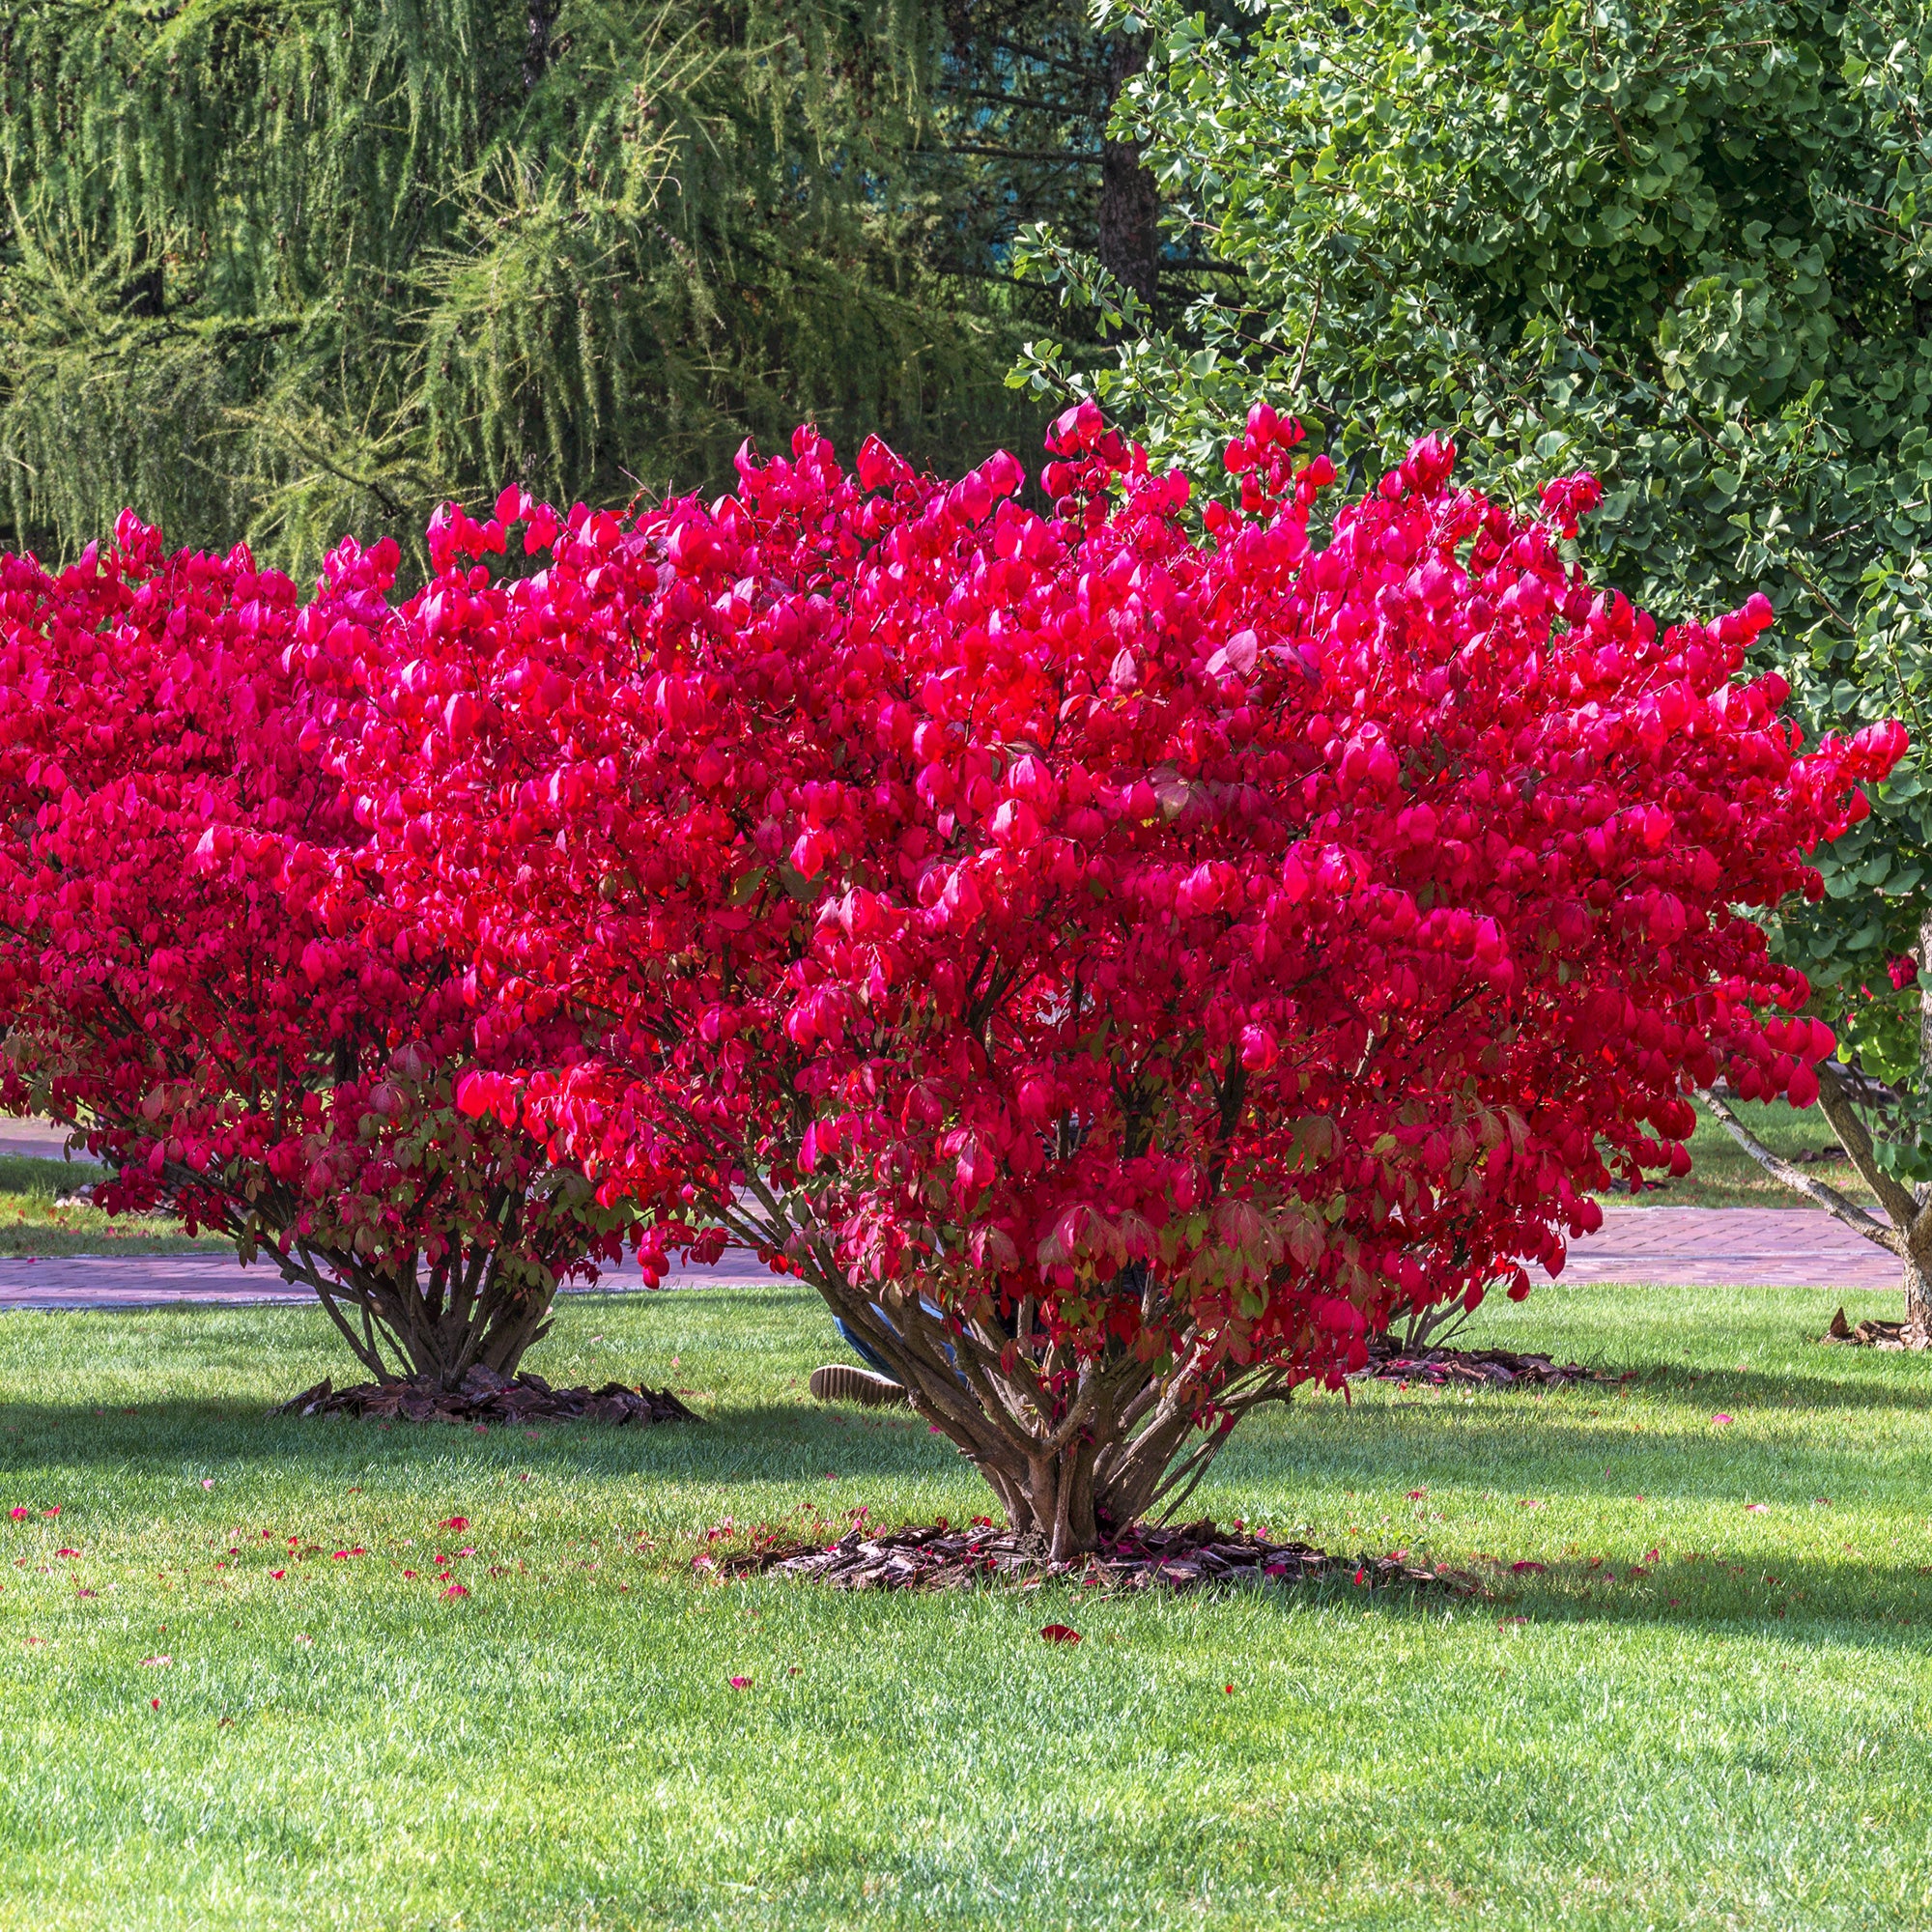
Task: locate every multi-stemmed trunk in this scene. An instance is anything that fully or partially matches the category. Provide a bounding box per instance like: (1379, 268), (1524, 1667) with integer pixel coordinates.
(807, 1263), (1281, 1560)
(729, 1191), (1289, 1558)
(127, 1150), (566, 1387)
(1702, 907), (1932, 1349)
(271, 1236), (559, 1387)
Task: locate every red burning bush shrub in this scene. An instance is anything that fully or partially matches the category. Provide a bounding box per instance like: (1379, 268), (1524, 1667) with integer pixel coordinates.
(0, 517), (629, 1386)
(37, 406), (1892, 1548)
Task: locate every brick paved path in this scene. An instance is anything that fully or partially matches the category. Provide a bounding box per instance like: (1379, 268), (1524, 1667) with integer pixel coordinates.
(1534, 1207), (1897, 1291)
(0, 1206), (1900, 1310)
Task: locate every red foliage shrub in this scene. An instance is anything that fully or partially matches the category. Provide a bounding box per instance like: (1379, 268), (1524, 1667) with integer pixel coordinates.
(347, 415), (1902, 1547)
(0, 516), (627, 1385)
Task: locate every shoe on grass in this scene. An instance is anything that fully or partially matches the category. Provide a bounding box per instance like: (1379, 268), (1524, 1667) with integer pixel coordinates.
(810, 1363), (908, 1408)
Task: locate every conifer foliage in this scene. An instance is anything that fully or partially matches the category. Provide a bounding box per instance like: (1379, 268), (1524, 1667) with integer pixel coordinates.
(0, 0), (1014, 576)
(361, 411), (1894, 1554)
(0, 518), (629, 1386)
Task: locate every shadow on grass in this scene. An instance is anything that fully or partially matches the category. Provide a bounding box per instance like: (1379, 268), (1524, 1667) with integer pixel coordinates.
(1427, 1549), (1932, 1638)
(0, 1396), (959, 1486)
(1334, 1357), (1932, 1416)
(4, 1397), (1924, 1552)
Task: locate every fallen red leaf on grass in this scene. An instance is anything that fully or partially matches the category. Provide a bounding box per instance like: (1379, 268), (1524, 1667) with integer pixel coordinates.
(728, 1675), (753, 1690)
(1039, 1624), (1082, 1644)
(55, 1549), (78, 1559)
(439, 1518), (469, 1530)
(140, 1655), (171, 1667)
(1510, 1560), (1546, 1575)
(442, 1582), (469, 1599)
(1713, 1412), (1734, 1425)
(7, 1508), (26, 1520)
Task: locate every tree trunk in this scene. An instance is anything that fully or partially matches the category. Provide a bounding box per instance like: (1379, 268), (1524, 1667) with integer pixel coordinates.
(1699, 904), (1932, 1348)
(1907, 1224), (1932, 1351)
(97, 1146), (571, 1386)
(524, 0), (555, 91)
(783, 1243), (1284, 1557)
(1097, 36), (1162, 308)
(301, 1243), (556, 1388)
(1909, 907), (1932, 1348)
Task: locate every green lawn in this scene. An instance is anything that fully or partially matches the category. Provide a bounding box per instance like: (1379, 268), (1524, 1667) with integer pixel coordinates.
(0, 1155), (223, 1256)
(1605, 1095), (1872, 1209)
(1, 1276), (1929, 1929)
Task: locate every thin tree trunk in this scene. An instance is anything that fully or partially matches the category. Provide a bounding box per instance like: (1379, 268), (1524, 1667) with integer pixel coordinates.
(1097, 35), (1161, 307)
(1697, 899), (1932, 1349)
(1905, 1243), (1932, 1350)
(1906, 908), (1932, 1350)
(524, 0), (555, 91)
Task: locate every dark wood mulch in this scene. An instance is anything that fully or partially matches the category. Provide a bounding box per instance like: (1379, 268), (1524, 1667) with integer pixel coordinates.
(715, 1516), (1469, 1596)
(273, 1363), (699, 1426)
(1355, 1341), (1619, 1387)
(1821, 1305), (1918, 1350)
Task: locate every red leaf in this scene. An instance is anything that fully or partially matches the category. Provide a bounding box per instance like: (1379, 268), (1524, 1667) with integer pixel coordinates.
(1038, 1624), (1082, 1645)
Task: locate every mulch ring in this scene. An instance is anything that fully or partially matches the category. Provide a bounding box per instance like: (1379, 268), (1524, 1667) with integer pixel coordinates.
(1354, 1341), (1624, 1389)
(715, 1516), (1473, 1596)
(1821, 1305), (1923, 1351)
(274, 1364), (699, 1426)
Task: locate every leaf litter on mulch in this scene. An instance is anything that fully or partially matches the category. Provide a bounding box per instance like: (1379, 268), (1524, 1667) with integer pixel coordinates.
(1353, 1340), (1625, 1388)
(1820, 1305), (1920, 1350)
(716, 1516), (1473, 1597)
(273, 1363), (699, 1426)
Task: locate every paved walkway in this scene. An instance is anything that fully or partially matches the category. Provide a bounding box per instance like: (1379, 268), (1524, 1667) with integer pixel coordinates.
(0, 1206), (1901, 1309)
(1533, 1207), (1897, 1291)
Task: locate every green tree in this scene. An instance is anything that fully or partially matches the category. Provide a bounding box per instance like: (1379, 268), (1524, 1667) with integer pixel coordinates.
(1014, 0), (1932, 1338)
(0, 0), (1029, 575)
